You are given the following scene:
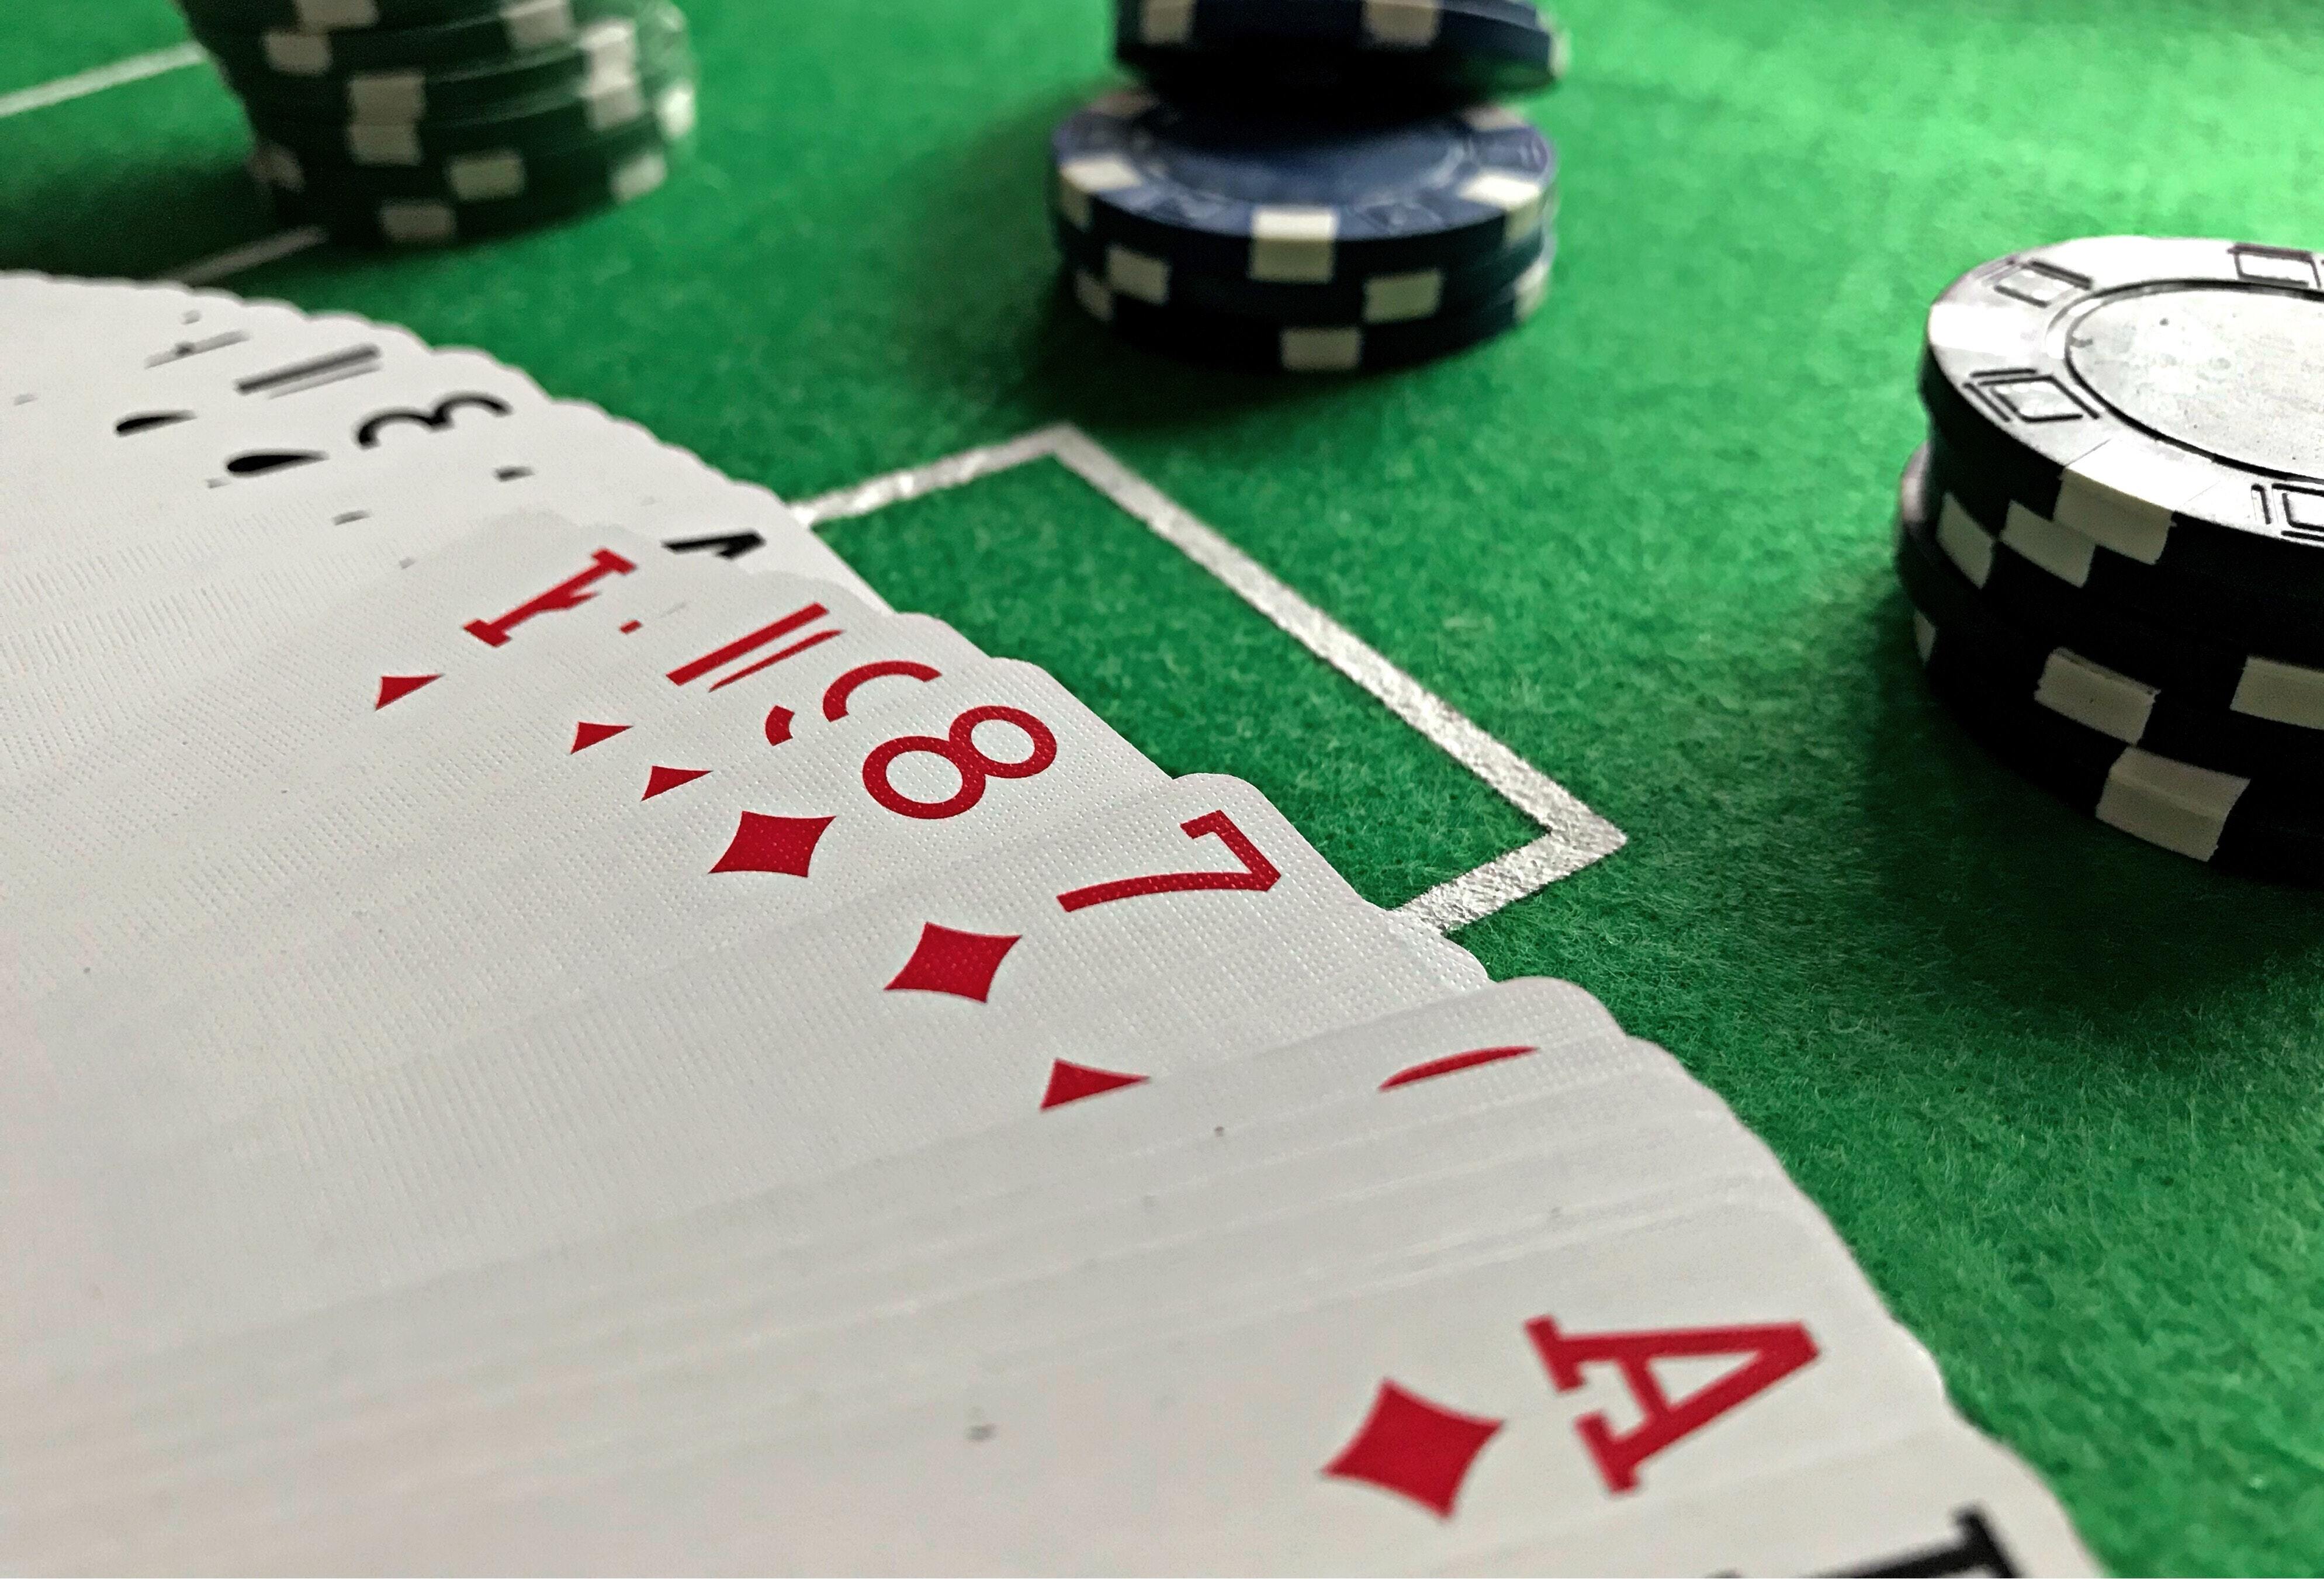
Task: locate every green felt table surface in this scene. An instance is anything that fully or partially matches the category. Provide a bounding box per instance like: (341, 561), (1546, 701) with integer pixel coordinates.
(6, 1), (2324, 1570)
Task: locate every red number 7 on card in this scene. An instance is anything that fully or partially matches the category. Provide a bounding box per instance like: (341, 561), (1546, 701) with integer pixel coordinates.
(1054, 811), (1281, 914)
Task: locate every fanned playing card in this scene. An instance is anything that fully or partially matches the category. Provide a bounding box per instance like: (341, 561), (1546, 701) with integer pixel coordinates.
(0, 276), (2092, 1574)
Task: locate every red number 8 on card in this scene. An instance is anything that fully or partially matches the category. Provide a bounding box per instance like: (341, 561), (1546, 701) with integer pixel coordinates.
(861, 705), (1059, 820)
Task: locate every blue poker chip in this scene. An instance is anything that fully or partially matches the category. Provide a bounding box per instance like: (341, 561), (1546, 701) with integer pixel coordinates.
(1051, 91), (1555, 281)
(1068, 248), (1551, 372)
(1052, 214), (1550, 325)
(1115, 0), (1567, 103)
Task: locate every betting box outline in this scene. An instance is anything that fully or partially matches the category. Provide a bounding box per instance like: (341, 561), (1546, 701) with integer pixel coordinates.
(793, 423), (1625, 932)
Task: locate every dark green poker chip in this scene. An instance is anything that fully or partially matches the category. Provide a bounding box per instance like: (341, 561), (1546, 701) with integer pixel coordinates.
(178, 0), (537, 32)
(267, 122), (686, 243)
(252, 101), (685, 203)
(250, 60), (692, 174)
(185, 0), (654, 79)
(211, 0), (685, 122)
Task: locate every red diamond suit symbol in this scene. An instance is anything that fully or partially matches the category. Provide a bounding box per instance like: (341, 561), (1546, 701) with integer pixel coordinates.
(884, 923), (1021, 1002)
(708, 812), (833, 877)
(1322, 1379), (1504, 1519)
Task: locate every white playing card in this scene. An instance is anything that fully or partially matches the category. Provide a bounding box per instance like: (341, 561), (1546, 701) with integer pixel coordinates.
(341, 993), (1750, 1372)
(0, 500), (877, 798)
(412, 1076), (1810, 1452)
(0, 386), (871, 624)
(0, 1196), (1959, 1571)
(1450, 1422), (2097, 1575)
(0, 513), (732, 892)
(6, 298), (490, 446)
(0, 283), (870, 610)
(415, 979), (1665, 1325)
(734, 1068), (1788, 1342)
(0, 982), (1670, 1433)
(2, 340), (550, 546)
(514, 1202), (1951, 1574)
(0, 278), (307, 393)
(2, 774), (1480, 1377)
(12, 569), (979, 1010)
(44, 656), (1173, 1123)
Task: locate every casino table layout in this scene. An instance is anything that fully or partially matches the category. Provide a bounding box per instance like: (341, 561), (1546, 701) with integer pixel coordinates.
(6, 2), (2323, 1572)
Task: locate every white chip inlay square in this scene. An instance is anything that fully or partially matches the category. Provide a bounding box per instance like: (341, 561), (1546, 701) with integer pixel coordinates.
(1363, 0), (1443, 47)
(349, 71), (427, 122)
(297, 0), (379, 26)
(2098, 747), (2247, 861)
(2232, 655), (2324, 731)
(508, 0), (581, 50)
(2036, 648), (2156, 743)
(348, 122), (422, 165)
(1460, 172), (1544, 243)
(1364, 269), (1442, 323)
(580, 18), (640, 72)
(1073, 270), (1116, 321)
(1138, 0), (1196, 44)
(448, 151), (526, 202)
(2000, 501), (2097, 586)
(654, 81), (697, 138)
(264, 32), (333, 75)
(379, 201), (455, 244)
(1251, 208), (1337, 283)
(586, 74), (648, 131)
(1934, 496), (1997, 587)
(1283, 327), (1364, 372)
(1105, 245), (1170, 306)
(610, 151), (667, 202)
(1057, 156), (1141, 230)
(2056, 439), (2194, 563)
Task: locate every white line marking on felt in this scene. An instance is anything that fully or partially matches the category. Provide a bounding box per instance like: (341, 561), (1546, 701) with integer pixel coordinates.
(0, 41), (205, 122)
(1397, 834), (1610, 934)
(795, 423), (1626, 931)
(164, 227), (327, 286)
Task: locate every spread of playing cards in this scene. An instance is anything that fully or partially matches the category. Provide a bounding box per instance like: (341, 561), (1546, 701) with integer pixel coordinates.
(1, 274), (2094, 1571)
(23, 0), (2324, 1572)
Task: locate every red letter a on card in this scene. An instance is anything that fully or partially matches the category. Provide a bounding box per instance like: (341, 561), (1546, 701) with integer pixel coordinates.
(1525, 1317), (1817, 1493)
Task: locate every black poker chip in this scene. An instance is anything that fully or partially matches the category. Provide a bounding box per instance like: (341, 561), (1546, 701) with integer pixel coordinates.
(1899, 447), (2324, 784)
(1918, 437), (2324, 732)
(1921, 235), (2324, 598)
(1900, 446), (2324, 884)
(1927, 426), (2324, 669)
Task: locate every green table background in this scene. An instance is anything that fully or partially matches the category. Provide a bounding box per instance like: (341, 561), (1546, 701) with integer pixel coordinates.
(7, 2), (2323, 1570)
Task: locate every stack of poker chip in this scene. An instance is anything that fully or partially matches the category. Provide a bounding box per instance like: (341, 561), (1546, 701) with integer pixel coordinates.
(1899, 235), (2324, 882)
(1049, 0), (1564, 375)
(176, 0), (697, 248)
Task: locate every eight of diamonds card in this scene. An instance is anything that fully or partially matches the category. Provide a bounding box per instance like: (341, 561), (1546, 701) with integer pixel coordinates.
(0, 274), (2095, 1573)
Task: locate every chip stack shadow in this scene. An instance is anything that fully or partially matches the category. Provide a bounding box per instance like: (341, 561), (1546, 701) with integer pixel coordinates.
(1051, 0), (1566, 373)
(176, 0), (698, 247)
(1900, 236), (2324, 882)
